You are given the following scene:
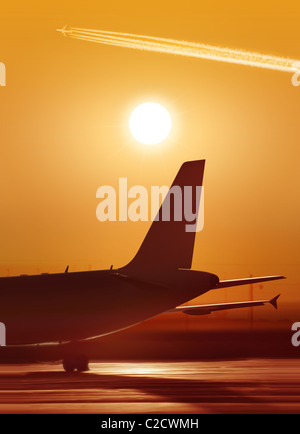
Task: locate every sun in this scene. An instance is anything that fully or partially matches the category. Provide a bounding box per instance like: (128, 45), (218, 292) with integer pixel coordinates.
(129, 102), (172, 145)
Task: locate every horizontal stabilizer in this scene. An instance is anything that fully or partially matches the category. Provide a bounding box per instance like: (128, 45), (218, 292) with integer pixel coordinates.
(168, 294), (281, 316)
(216, 275), (285, 289)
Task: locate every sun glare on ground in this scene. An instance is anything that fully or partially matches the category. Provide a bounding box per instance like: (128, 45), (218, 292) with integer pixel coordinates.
(129, 102), (172, 145)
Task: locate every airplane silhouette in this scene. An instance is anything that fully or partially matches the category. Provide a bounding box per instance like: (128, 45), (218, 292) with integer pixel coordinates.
(0, 160), (284, 372)
(56, 25), (72, 37)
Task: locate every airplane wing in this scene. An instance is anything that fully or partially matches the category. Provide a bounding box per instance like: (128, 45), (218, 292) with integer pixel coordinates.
(167, 294), (280, 316)
(216, 275), (285, 289)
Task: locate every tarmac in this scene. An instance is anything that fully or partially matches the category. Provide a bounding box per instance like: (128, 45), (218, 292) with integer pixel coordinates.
(0, 359), (299, 413)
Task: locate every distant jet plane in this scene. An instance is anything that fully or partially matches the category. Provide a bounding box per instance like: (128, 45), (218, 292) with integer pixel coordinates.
(56, 25), (72, 37)
(0, 160), (284, 372)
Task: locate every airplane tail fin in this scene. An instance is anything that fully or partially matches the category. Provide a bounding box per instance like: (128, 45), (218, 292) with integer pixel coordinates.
(123, 160), (205, 271)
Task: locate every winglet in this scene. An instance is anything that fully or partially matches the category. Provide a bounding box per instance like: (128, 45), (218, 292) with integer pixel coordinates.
(65, 265), (69, 273)
(269, 294), (280, 310)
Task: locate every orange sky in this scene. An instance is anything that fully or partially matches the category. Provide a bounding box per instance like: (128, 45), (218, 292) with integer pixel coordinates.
(0, 0), (299, 326)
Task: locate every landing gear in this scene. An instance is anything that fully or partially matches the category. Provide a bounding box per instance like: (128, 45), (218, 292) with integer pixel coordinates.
(63, 355), (89, 373)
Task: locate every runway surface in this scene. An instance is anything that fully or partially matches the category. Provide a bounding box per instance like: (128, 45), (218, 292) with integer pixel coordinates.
(0, 359), (299, 413)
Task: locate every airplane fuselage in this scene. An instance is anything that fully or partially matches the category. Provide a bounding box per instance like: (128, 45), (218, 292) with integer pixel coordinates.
(0, 269), (218, 345)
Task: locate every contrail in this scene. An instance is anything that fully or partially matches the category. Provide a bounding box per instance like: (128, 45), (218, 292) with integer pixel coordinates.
(57, 26), (300, 74)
